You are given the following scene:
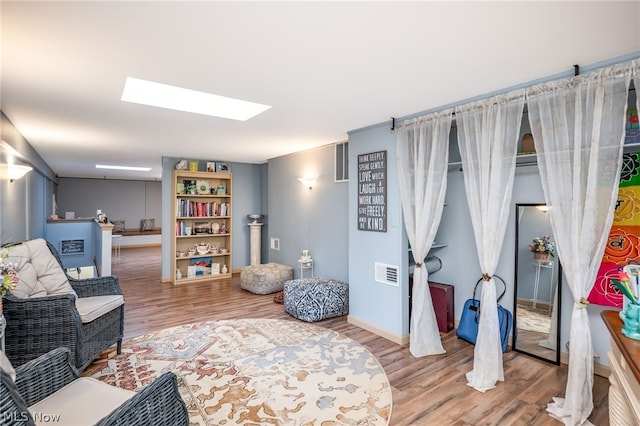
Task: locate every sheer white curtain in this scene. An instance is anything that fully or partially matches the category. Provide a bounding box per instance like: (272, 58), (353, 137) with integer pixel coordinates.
(396, 109), (453, 357)
(456, 89), (525, 392)
(527, 62), (633, 425)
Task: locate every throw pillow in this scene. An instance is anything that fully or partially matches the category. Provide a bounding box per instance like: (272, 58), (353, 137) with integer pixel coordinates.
(112, 220), (125, 233)
(140, 218), (155, 232)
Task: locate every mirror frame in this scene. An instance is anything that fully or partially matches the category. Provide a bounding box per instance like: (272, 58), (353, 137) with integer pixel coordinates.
(513, 203), (562, 365)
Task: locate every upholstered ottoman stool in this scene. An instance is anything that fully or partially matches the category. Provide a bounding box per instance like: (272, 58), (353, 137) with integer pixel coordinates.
(240, 263), (293, 295)
(284, 277), (349, 322)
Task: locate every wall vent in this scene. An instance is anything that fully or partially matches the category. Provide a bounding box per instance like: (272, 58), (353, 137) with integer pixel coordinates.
(375, 262), (399, 286)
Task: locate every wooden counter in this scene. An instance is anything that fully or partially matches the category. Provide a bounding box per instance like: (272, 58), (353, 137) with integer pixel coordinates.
(601, 310), (640, 383)
(601, 309), (640, 425)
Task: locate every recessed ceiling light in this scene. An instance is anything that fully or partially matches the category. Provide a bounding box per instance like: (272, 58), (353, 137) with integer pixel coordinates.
(121, 77), (271, 121)
(96, 164), (152, 172)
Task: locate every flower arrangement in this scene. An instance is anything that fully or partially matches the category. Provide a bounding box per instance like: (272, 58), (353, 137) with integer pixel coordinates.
(529, 235), (555, 257)
(0, 248), (18, 297)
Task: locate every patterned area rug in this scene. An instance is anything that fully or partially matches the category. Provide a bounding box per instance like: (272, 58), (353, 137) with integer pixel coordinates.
(83, 318), (392, 425)
(517, 304), (552, 334)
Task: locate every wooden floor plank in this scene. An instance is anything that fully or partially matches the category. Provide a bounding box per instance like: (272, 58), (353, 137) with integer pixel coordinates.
(109, 247), (609, 425)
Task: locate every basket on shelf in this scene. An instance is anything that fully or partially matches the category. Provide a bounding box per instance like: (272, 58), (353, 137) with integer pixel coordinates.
(534, 252), (551, 261)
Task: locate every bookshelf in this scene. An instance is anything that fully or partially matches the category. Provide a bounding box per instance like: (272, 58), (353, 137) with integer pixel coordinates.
(171, 170), (232, 284)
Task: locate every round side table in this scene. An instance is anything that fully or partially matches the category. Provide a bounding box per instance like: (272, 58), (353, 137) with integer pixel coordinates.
(298, 258), (314, 279)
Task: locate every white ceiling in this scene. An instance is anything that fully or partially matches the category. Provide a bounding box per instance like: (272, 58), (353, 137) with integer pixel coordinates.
(2, 1), (639, 180)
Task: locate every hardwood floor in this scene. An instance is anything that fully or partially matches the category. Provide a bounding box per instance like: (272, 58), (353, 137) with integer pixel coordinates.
(109, 247), (609, 425)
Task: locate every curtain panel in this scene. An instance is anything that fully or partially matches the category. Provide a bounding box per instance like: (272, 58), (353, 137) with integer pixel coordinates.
(396, 109), (453, 357)
(527, 61), (634, 425)
(455, 89), (525, 392)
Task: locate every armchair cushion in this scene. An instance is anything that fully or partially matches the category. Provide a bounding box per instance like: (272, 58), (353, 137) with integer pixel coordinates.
(29, 377), (136, 425)
(76, 295), (124, 323)
(6, 238), (76, 299)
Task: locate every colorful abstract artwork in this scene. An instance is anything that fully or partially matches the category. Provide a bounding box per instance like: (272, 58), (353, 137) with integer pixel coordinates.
(589, 152), (640, 307)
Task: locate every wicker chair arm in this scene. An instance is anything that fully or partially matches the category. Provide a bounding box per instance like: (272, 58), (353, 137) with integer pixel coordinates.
(95, 372), (189, 426)
(3, 293), (82, 367)
(4, 291), (80, 321)
(3, 292), (80, 324)
(1, 368), (36, 426)
(69, 275), (123, 298)
(14, 348), (79, 407)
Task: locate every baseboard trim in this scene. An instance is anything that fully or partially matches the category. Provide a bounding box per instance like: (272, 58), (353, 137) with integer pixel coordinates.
(558, 352), (610, 378)
(347, 315), (409, 345)
(119, 243), (161, 248)
(452, 320), (612, 377)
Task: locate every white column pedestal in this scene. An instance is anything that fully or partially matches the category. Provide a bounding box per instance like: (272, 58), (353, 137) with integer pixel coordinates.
(249, 223), (263, 265)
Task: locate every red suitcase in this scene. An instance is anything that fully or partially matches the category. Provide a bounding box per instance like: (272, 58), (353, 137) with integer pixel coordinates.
(428, 281), (454, 333)
(409, 275), (455, 333)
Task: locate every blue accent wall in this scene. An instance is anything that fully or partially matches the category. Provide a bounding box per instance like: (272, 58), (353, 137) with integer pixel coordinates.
(45, 220), (95, 268)
(348, 123), (408, 338)
(266, 144), (348, 282)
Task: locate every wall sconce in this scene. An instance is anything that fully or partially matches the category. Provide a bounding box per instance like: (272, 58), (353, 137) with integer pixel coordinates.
(537, 205), (551, 213)
(298, 177), (316, 190)
(1, 164), (33, 182)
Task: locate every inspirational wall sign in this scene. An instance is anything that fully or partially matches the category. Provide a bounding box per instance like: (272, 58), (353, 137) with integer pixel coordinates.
(357, 150), (387, 232)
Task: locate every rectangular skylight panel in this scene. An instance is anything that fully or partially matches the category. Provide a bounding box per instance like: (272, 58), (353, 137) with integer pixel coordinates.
(121, 77), (271, 121)
(96, 164), (151, 171)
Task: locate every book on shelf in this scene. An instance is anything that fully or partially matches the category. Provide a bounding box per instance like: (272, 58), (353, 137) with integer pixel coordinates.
(177, 200), (229, 217)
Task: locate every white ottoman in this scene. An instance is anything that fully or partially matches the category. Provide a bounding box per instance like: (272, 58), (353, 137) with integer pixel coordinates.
(240, 263), (293, 295)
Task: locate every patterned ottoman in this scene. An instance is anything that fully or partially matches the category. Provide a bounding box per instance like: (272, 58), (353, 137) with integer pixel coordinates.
(240, 263), (293, 295)
(284, 277), (349, 322)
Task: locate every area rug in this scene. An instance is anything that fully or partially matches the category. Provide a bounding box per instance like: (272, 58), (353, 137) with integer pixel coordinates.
(517, 304), (552, 334)
(83, 318), (392, 425)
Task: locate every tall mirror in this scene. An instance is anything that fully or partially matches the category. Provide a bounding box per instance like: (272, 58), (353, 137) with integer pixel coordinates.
(513, 203), (562, 364)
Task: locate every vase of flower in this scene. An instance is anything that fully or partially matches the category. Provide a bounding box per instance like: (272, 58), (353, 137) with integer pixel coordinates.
(1, 255), (18, 313)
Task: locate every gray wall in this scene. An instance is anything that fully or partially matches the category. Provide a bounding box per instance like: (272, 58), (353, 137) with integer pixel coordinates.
(57, 178), (161, 228)
(266, 144), (348, 282)
(0, 112), (56, 244)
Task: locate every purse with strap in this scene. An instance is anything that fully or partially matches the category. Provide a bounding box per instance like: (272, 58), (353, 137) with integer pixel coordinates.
(456, 275), (513, 352)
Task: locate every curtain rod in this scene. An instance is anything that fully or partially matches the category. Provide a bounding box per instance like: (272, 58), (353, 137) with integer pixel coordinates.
(390, 56), (639, 132)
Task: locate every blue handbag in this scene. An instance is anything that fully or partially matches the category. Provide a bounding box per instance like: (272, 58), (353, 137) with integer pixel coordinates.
(456, 275), (513, 352)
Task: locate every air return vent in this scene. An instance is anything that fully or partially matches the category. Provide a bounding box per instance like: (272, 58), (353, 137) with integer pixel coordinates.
(375, 262), (399, 286)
